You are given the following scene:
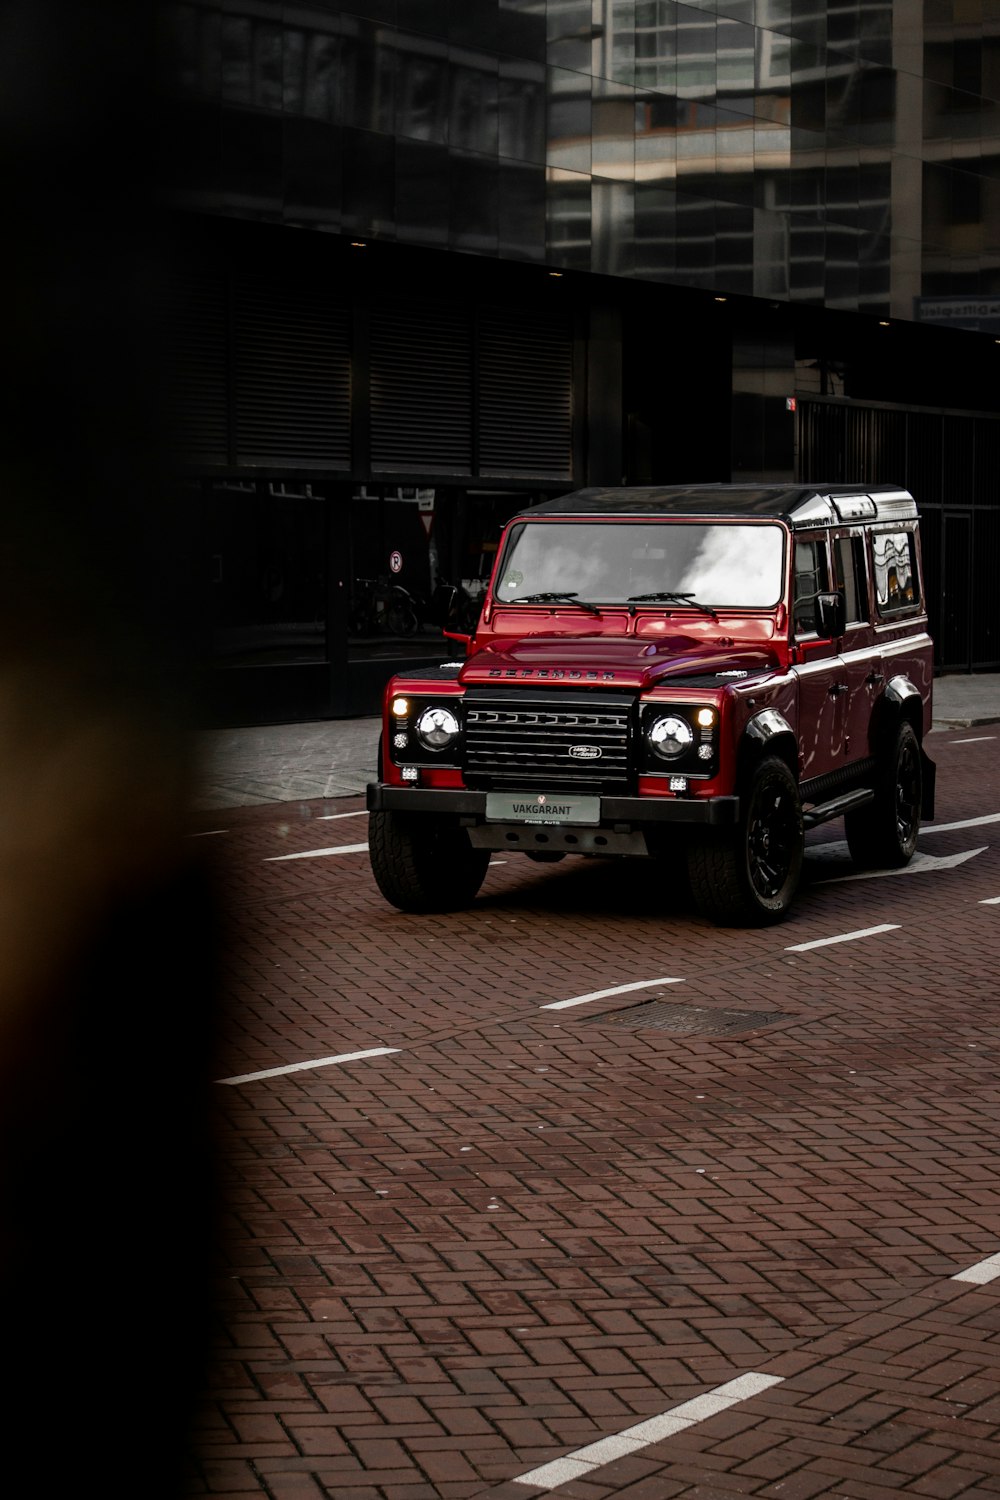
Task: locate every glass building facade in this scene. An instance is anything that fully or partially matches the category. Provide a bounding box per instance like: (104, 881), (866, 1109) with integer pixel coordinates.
(156, 0), (1000, 719)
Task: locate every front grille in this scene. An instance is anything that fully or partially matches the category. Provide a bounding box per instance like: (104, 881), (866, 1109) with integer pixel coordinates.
(463, 691), (633, 791)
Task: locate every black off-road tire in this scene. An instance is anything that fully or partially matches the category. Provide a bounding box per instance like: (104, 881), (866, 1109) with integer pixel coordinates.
(688, 755), (804, 926)
(368, 809), (490, 913)
(844, 720), (922, 869)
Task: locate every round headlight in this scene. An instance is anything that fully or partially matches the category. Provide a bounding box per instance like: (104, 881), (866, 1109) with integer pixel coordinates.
(415, 705), (460, 750)
(648, 714), (693, 760)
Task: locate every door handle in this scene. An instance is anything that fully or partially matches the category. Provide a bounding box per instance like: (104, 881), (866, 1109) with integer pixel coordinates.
(827, 682), (848, 697)
(865, 670), (884, 687)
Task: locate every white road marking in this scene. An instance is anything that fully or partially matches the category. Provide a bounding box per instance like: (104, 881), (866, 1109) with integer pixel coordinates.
(810, 810), (1000, 861)
(265, 842), (369, 861)
(951, 736), (996, 745)
(541, 976), (683, 1011)
(218, 1046), (400, 1085)
(981, 896), (1000, 905)
(513, 1372), (784, 1490)
(818, 848), (986, 883)
(317, 809), (368, 821)
(951, 1253), (1000, 1285)
(188, 829), (227, 838)
(786, 923), (900, 953)
(925, 812), (1000, 834)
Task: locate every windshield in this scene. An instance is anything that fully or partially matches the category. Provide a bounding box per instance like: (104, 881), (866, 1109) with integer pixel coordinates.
(495, 521), (785, 608)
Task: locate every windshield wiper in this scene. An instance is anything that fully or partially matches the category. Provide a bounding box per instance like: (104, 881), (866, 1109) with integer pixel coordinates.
(626, 590), (718, 620)
(514, 591), (602, 617)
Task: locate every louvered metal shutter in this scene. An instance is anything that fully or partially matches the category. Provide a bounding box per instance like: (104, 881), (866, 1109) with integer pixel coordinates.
(478, 308), (573, 478)
(233, 274), (351, 468)
(370, 303), (473, 472)
(164, 270), (229, 464)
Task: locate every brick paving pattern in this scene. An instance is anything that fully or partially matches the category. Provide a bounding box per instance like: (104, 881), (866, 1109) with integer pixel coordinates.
(186, 727), (1000, 1498)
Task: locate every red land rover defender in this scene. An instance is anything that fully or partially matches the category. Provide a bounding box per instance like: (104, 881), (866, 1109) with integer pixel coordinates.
(366, 485), (935, 925)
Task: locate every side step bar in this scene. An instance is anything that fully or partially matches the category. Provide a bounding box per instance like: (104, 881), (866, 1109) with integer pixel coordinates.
(802, 786), (875, 829)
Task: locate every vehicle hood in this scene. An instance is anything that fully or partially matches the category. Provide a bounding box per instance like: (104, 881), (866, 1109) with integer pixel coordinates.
(460, 635), (780, 690)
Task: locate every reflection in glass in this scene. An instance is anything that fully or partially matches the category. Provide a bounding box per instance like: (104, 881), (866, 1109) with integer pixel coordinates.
(873, 531), (918, 611)
(546, 171), (592, 269)
(209, 481), (328, 666)
(156, 0), (1000, 319)
(499, 159), (546, 259)
(499, 58), (546, 162)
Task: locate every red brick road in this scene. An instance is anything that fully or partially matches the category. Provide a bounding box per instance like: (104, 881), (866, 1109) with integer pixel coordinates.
(187, 725), (1000, 1499)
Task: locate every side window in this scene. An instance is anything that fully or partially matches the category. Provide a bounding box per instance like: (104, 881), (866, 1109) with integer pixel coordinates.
(835, 535), (869, 624)
(792, 536), (829, 635)
(872, 530), (919, 613)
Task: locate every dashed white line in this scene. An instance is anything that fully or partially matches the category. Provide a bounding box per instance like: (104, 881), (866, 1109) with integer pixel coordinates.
(188, 829), (228, 838)
(951, 736), (996, 745)
(951, 1252), (1000, 1285)
(786, 923), (900, 953)
(317, 809), (368, 821)
(218, 1046), (400, 1085)
(981, 896), (1000, 905)
(265, 842), (369, 861)
(541, 976), (683, 1011)
(513, 1372), (784, 1490)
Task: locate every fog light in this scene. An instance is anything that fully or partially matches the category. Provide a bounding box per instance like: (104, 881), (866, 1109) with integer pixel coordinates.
(393, 732), (408, 750)
(697, 744), (713, 761)
(669, 775), (688, 792)
(401, 765), (420, 783)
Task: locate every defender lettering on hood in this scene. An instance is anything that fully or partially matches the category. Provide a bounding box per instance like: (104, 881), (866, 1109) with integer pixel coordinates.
(368, 484), (935, 928)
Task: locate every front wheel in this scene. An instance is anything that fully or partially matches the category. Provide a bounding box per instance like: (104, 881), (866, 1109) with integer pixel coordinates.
(688, 756), (804, 926)
(369, 809), (490, 913)
(845, 720), (921, 869)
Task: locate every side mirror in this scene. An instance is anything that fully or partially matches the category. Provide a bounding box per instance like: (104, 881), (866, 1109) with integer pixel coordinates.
(814, 590), (846, 638)
(442, 629), (473, 653)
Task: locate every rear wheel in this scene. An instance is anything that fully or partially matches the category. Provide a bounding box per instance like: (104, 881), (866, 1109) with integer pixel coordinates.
(688, 756), (804, 926)
(845, 720), (921, 869)
(369, 809), (490, 913)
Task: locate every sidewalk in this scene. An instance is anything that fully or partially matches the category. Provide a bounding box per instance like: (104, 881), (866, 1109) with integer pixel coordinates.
(193, 671), (1000, 811)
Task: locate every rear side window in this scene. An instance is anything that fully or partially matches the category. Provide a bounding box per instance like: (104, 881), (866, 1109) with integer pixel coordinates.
(872, 530), (919, 613)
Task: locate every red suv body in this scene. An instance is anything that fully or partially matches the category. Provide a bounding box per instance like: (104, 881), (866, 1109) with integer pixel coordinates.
(367, 484), (935, 924)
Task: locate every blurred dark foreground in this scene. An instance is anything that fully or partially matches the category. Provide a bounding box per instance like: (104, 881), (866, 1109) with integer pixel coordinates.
(0, 4), (219, 1493)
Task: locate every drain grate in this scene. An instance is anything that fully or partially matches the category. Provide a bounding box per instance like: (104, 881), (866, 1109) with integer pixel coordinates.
(590, 1002), (789, 1035)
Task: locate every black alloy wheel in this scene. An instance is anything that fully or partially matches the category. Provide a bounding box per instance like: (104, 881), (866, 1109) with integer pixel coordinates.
(687, 755), (804, 925)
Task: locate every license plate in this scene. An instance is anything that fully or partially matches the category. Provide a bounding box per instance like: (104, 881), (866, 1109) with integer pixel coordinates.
(486, 793), (601, 826)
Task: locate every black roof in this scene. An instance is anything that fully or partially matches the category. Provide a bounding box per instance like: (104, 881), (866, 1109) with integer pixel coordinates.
(520, 484), (917, 529)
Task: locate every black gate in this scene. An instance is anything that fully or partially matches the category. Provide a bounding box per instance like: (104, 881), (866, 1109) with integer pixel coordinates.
(798, 397), (1000, 671)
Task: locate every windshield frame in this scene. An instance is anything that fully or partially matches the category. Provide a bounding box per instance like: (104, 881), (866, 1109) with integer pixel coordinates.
(492, 517), (788, 611)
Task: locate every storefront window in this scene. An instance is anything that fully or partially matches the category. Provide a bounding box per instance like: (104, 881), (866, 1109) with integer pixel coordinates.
(346, 485), (541, 662)
(207, 479), (327, 664)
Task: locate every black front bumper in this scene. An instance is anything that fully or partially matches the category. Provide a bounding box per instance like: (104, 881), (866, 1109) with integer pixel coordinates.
(366, 783), (740, 827)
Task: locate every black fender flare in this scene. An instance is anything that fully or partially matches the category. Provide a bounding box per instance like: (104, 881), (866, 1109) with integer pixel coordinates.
(884, 673), (923, 713)
(869, 675), (935, 819)
(871, 673), (925, 750)
(739, 708), (798, 784)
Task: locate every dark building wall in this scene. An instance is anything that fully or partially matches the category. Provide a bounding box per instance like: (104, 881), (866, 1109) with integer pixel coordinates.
(154, 1), (1000, 719)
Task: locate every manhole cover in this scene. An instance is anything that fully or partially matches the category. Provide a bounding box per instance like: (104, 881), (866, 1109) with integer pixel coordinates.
(591, 1002), (789, 1035)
